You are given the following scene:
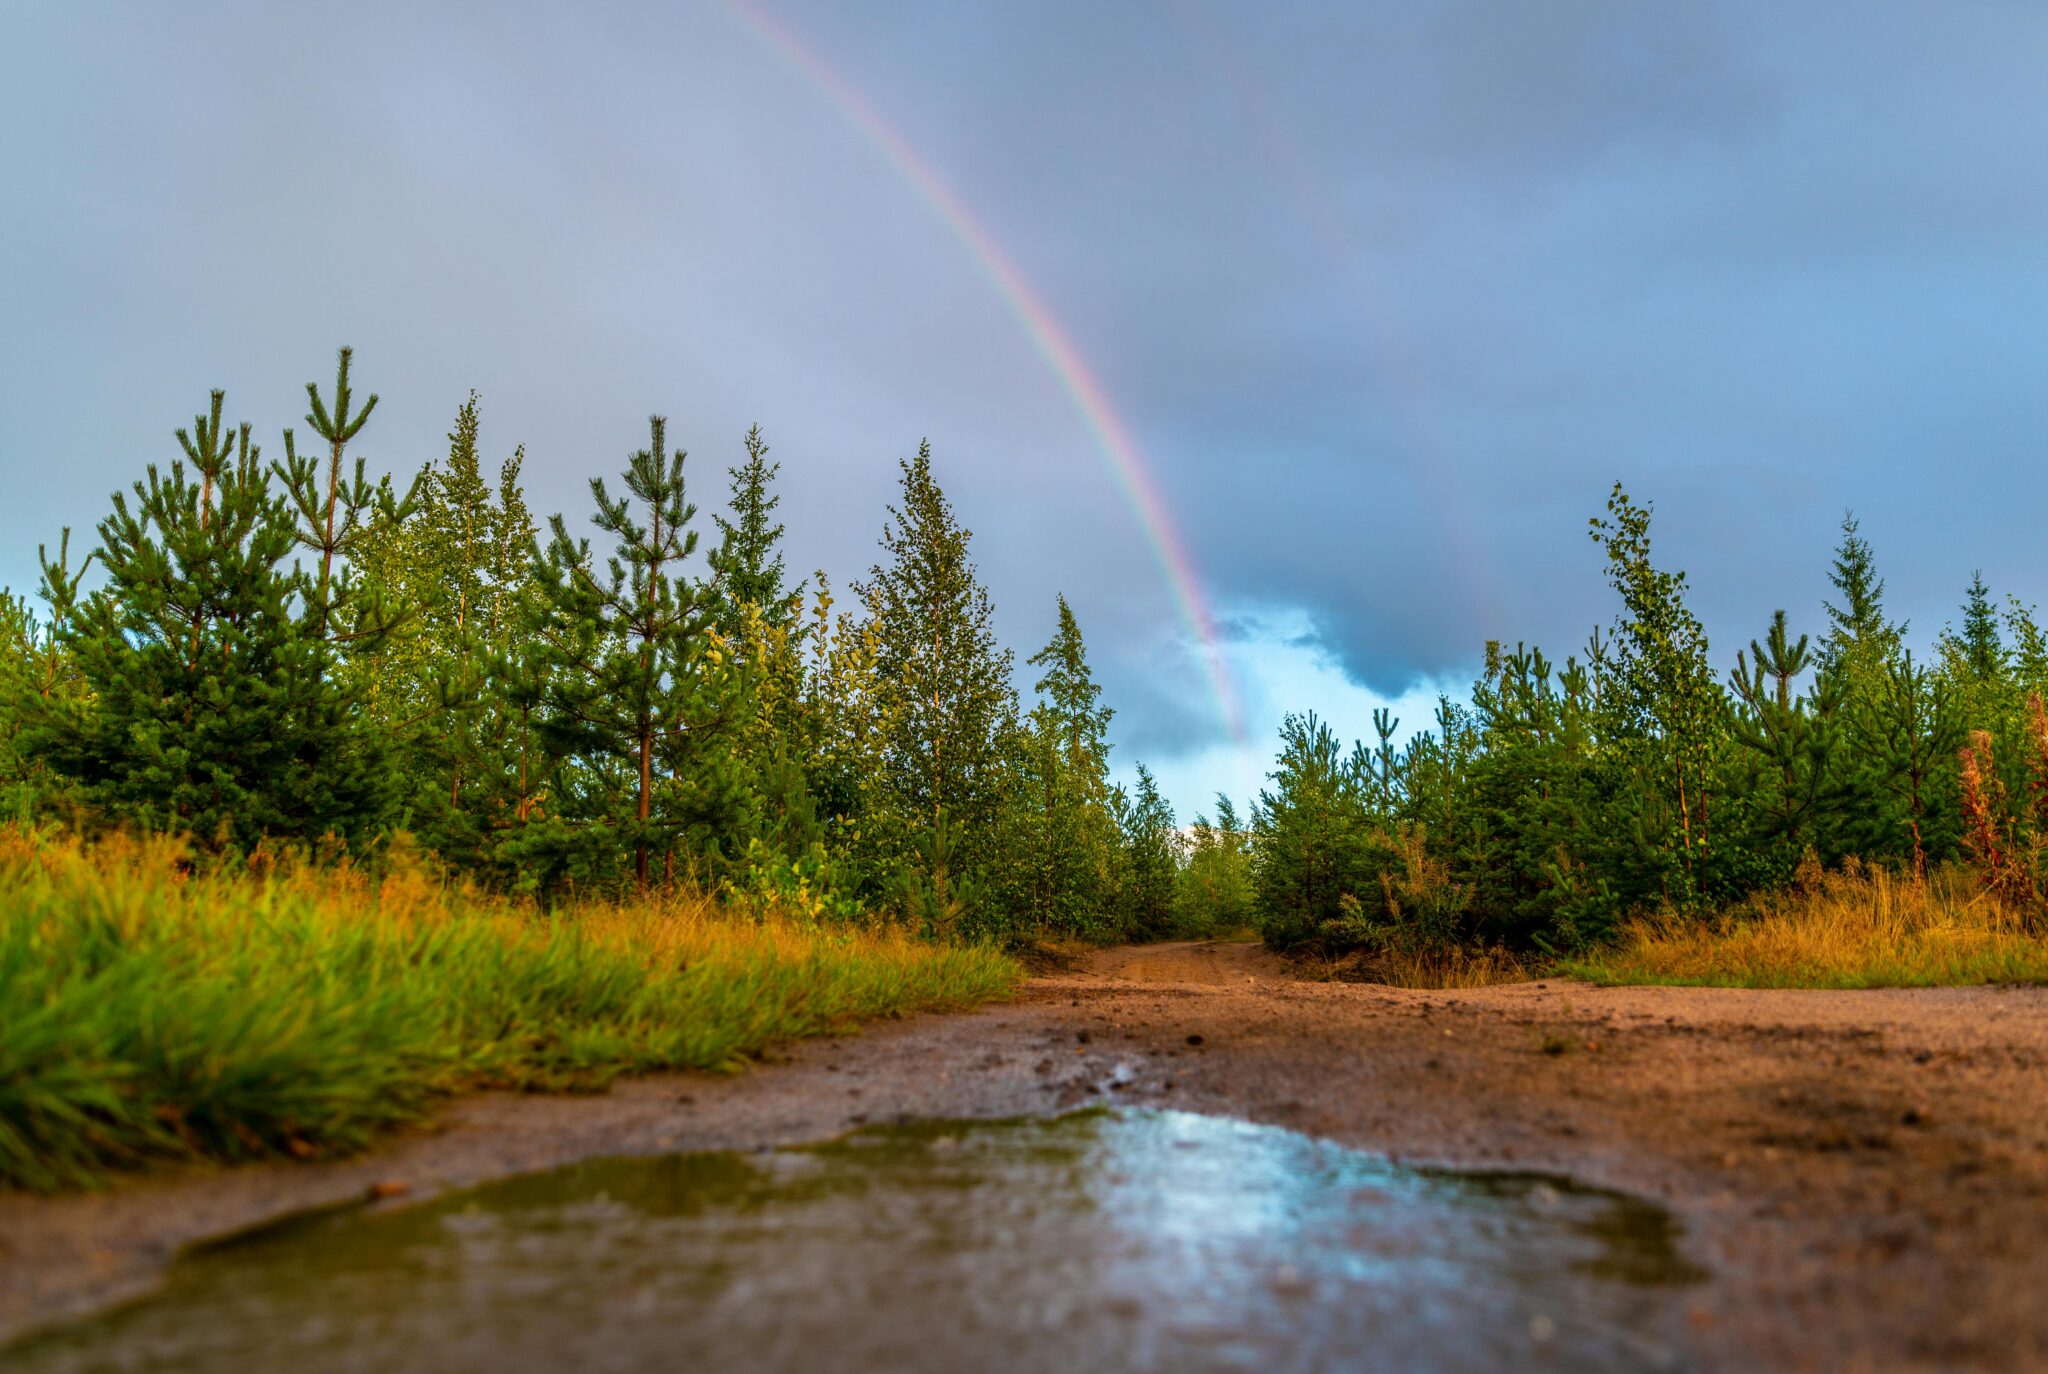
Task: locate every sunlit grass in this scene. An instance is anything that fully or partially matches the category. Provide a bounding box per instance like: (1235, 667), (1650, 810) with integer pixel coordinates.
(1567, 862), (2048, 989)
(0, 828), (1021, 1192)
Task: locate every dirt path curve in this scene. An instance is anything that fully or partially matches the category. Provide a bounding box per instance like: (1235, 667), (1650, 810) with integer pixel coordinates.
(6, 942), (2047, 1370)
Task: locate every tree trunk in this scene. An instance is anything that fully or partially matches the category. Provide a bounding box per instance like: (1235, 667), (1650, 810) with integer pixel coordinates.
(637, 716), (652, 890)
(317, 436), (343, 635)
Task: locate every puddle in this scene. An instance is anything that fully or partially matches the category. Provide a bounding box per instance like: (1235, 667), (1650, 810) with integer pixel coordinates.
(10, 1110), (1706, 1373)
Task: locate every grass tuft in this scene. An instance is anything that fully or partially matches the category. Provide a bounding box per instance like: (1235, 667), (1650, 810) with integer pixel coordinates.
(0, 828), (1021, 1192)
(1289, 945), (1529, 989)
(1566, 862), (2048, 989)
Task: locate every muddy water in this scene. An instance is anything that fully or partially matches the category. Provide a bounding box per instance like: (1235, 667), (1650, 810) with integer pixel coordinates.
(11, 1110), (1705, 1373)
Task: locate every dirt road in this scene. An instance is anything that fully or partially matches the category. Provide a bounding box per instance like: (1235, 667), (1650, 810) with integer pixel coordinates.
(6, 942), (2046, 1370)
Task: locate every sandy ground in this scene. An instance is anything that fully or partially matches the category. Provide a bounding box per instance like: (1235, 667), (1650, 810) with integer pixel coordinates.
(5, 941), (2047, 1370)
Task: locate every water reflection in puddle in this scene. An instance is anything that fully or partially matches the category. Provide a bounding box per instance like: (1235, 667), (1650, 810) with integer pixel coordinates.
(14, 1109), (1706, 1373)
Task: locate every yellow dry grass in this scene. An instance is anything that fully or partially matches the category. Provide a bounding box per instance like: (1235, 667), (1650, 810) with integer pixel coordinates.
(1294, 944), (1530, 989)
(1570, 860), (2048, 989)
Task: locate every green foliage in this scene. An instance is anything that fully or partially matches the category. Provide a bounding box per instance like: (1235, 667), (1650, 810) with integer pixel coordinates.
(0, 585), (83, 819)
(21, 381), (403, 848)
(1726, 609), (1843, 861)
(1251, 712), (1379, 949)
(1950, 571), (2006, 683)
(790, 575), (904, 907)
(1242, 487), (2048, 967)
(855, 440), (1017, 905)
(48, 362), (2046, 976)
(1176, 795), (1254, 937)
(998, 595), (1121, 940)
(272, 347), (416, 645)
(353, 393), (547, 874)
(1819, 510), (1901, 674)
(6, 361), (1190, 945)
(526, 416), (741, 889)
(1837, 649), (1962, 873)
(1113, 763), (1180, 939)
(707, 424), (801, 636)
(1588, 483), (1723, 890)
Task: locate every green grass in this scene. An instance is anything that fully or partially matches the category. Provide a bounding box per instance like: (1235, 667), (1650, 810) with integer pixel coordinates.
(0, 829), (1022, 1192)
(1565, 862), (2048, 989)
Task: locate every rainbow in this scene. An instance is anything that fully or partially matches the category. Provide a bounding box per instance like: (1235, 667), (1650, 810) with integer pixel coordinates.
(718, 0), (1246, 744)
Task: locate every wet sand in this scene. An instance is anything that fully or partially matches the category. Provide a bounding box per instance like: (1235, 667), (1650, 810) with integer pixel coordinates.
(5, 941), (2046, 1370)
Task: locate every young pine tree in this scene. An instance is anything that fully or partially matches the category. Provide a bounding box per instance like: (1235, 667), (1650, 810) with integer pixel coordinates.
(529, 416), (724, 889)
(698, 427), (825, 890)
(354, 393), (545, 869)
(1017, 595), (1120, 938)
(1114, 763), (1181, 939)
(1809, 513), (1910, 863)
(27, 389), (397, 846)
(1936, 572), (2021, 825)
(707, 425), (801, 637)
(1850, 650), (1963, 876)
(1950, 572), (2007, 684)
(1727, 609), (1842, 853)
(1819, 512), (1901, 674)
(856, 440), (1016, 877)
(801, 573), (896, 843)
(272, 347), (415, 648)
(1457, 638), (1625, 948)
(1251, 711), (1375, 949)
(2005, 598), (2048, 699)
(1178, 794), (1255, 937)
(0, 565), (88, 818)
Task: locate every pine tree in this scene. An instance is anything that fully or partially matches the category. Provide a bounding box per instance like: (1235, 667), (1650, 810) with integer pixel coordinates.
(354, 394), (485, 718)
(487, 444), (539, 648)
(0, 593), (41, 810)
(1115, 763), (1181, 938)
(2005, 598), (2048, 699)
(1728, 609), (1841, 848)
(1820, 512), (1901, 671)
(26, 388), (395, 846)
(1458, 638), (1625, 947)
(1029, 597), (1111, 757)
(1951, 572), (2007, 683)
(695, 427), (827, 896)
(802, 574), (889, 824)
(272, 347), (414, 647)
(529, 415), (722, 889)
(475, 444), (558, 849)
(1178, 794), (1254, 936)
(1936, 573), (2015, 798)
(1016, 595), (1119, 937)
(353, 394), (546, 869)
(0, 562), (87, 817)
(1851, 650), (1963, 875)
(707, 425), (801, 636)
(1251, 711), (1375, 949)
(856, 440), (1016, 874)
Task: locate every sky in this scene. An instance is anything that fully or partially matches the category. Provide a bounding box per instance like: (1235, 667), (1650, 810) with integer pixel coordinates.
(4, 1), (2046, 817)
